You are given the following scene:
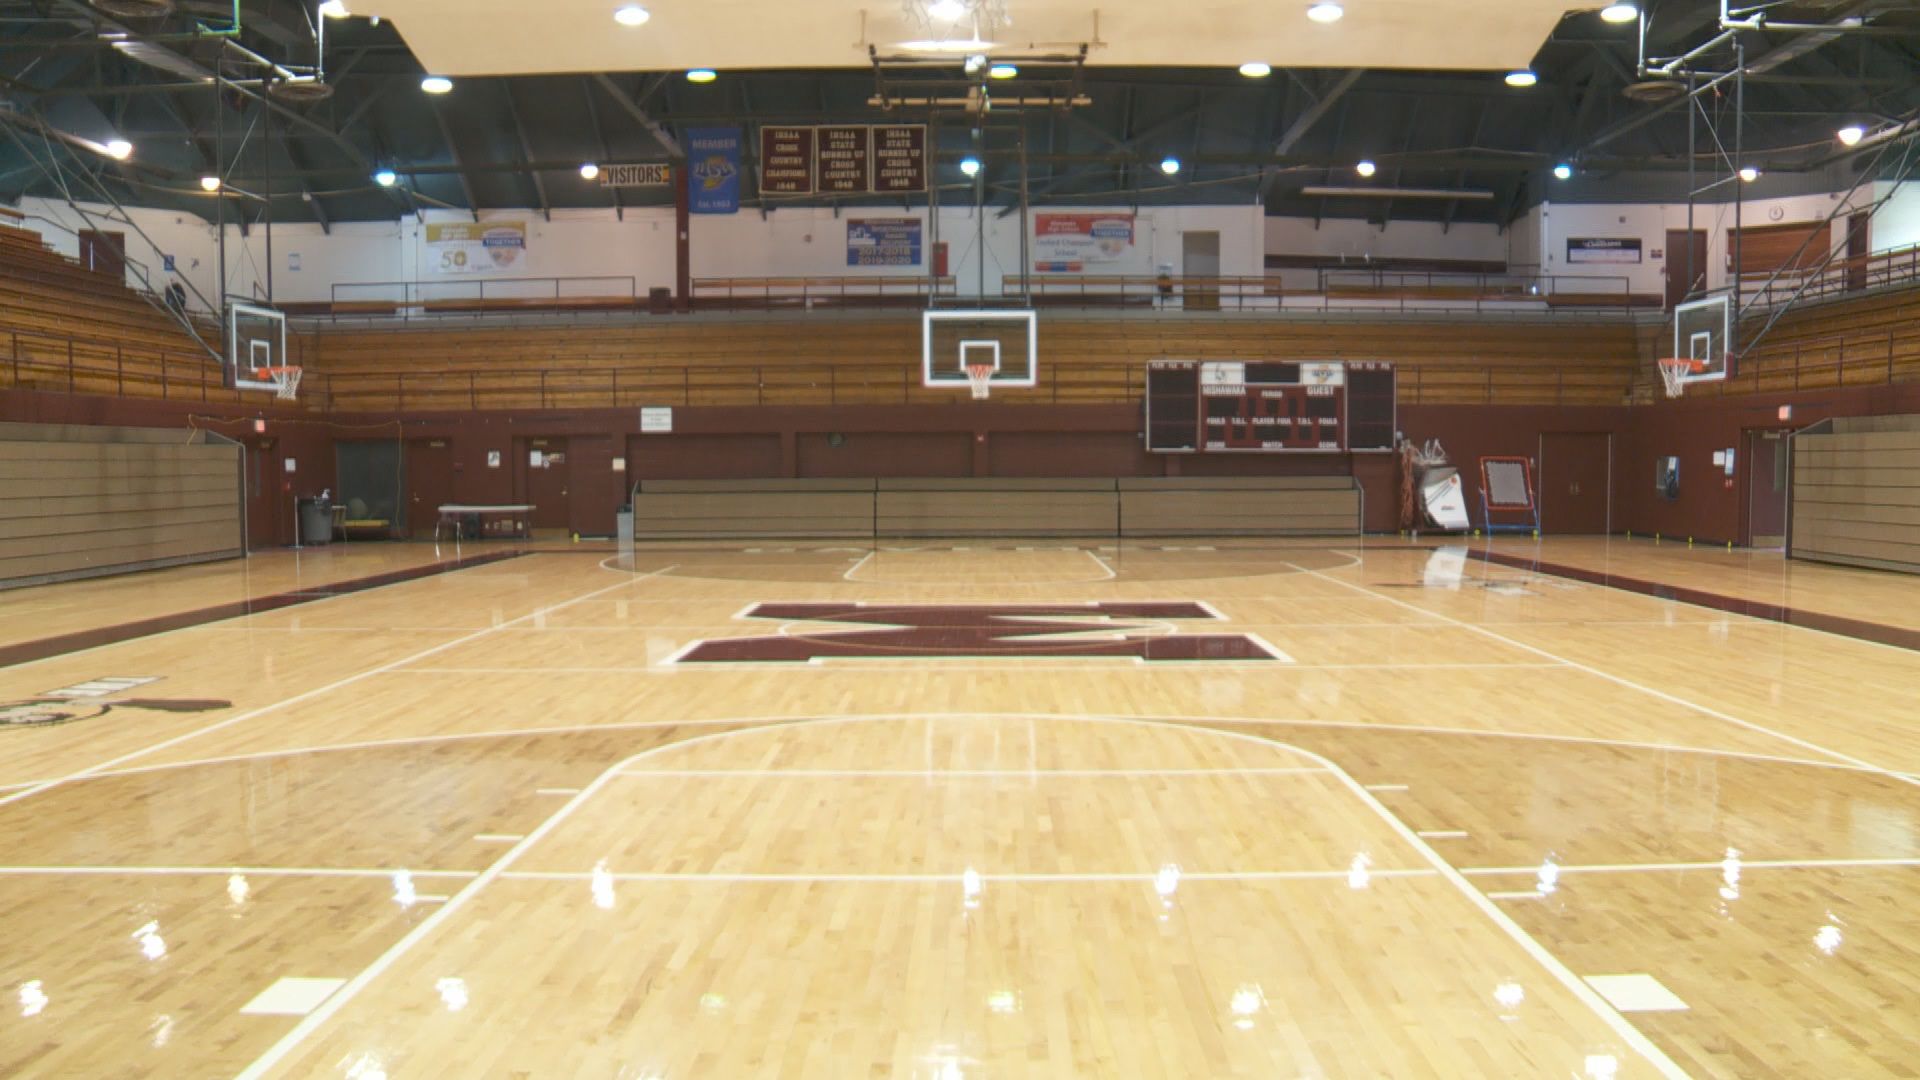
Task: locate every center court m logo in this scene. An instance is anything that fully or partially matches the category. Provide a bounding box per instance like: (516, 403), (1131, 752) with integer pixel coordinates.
(673, 602), (1286, 664)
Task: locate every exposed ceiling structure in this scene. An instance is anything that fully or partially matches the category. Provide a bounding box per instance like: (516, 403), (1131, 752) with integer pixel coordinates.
(356, 0), (1575, 75)
(0, 0), (1915, 231)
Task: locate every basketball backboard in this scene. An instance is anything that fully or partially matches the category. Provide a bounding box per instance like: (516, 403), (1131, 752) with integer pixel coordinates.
(1672, 294), (1732, 384)
(922, 309), (1038, 394)
(226, 302), (289, 392)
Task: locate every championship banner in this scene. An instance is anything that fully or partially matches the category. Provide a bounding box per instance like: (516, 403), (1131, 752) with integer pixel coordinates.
(425, 221), (527, 274)
(599, 163), (672, 188)
(1033, 212), (1134, 272)
(686, 128), (742, 214)
(760, 127), (815, 195)
(847, 218), (922, 267)
(1567, 237), (1643, 264)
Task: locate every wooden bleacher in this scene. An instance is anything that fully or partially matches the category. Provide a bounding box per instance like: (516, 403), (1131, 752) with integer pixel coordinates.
(0, 221), (240, 403)
(299, 312), (1643, 411)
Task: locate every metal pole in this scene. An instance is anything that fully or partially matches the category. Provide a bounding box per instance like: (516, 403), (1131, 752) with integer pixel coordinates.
(215, 70), (227, 319)
(1733, 39), (1744, 346)
(1019, 119), (1031, 302)
(264, 103), (273, 305)
(928, 110), (939, 301)
(1686, 72), (1696, 307)
(974, 123), (985, 301)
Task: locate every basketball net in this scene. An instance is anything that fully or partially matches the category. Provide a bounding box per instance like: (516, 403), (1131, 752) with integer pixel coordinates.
(1657, 358), (1701, 399)
(254, 366), (303, 402)
(966, 362), (993, 400)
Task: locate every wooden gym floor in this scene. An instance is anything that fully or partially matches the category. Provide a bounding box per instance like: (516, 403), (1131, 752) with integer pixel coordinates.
(1, 538), (1917, 1078)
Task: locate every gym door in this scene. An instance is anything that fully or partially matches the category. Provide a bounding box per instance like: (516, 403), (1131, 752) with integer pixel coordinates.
(520, 437), (572, 533)
(1746, 429), (1789, 547)
(406, 439), (455, 538)
(1539, 432), (1612, 534)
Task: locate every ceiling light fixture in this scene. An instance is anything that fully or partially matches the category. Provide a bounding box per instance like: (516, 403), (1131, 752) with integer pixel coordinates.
(1599, 2), (1638, 23)
(686, 68), (717, 83)
(988, 63), (1017, 79)
(1160, 157), (1182, 175)
(374, 169), (397, 187)
(104, 139), (133, 160)
(1837, 124), (1865, 147)
(1306, 2), (1344, 24)
(960, 156), (981, 177)
(420, 76), (453, 94)
(580, 163), (601, 180)
(1739, 166), (1760, 182)
(318, 0), (350, 17)
(926, 0), (967, 19)
(613, 4), (650, 26)
(1505, 70), (1538, 88)
(1553, 163), (1573, 180)
(199, 175), (222, 192)
(1239, 62), (1272, 78)
(1355, 159), (1376, 177)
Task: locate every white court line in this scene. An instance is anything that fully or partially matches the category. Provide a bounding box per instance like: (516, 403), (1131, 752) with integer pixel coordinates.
(611, 766), (1331, 778)
(232, 714), (1691, 1080)
(0, 565), (676, 813)
(1296, 558), (1920, 792)
(1464, 855), (1920, 877)
(0, 865), (477, 880)
(1082, 548), (1117, 581)
(497, 868), (1437, 884)
(1417, 830), (1470, 839)
(0, 705), (1884, 799)
(841, 550), (876, 582)
(1484, 890), (1546, 901)
(393, 660), (1560, 675)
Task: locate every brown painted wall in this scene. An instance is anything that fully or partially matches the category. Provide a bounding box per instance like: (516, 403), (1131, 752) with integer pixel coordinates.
(9, 382), (1913, 547)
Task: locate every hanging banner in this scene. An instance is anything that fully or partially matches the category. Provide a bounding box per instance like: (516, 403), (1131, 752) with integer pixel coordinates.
(1567, 237), (1643, 264)
(425, 221), (527, 274)
(1032, 212), (1135, 273)
(816, 126), (872, 194)
(760, 127), (816, 195)
(599, 163), (673, 188)
(847, 218), (922, 267)
(686, 128), (742, 214)
(872, 126), (928, 192)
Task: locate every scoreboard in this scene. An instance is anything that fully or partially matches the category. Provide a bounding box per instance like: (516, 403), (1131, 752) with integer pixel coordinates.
(1145, 360), (1397, 454)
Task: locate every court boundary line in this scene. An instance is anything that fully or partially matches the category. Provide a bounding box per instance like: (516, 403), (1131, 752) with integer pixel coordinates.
(0, 566), (676, 812)
(0, 706), (1883, 798)
(609, 766), (1332, 778)
(230, 714), (1690, 1080)
(1297, 557), (1920, 791)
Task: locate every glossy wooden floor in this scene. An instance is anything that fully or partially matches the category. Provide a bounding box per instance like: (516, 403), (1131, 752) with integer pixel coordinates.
(1, 539), (1917, 1078)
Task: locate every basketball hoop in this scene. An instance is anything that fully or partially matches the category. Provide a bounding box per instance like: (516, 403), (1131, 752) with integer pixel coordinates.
(252, 365), (303, 402)
(966, 362), (994, 400)
(1657, 357), (1703, 399)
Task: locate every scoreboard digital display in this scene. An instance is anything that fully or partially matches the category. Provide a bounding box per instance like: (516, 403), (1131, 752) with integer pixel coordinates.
(1145, 360), (1397, 454)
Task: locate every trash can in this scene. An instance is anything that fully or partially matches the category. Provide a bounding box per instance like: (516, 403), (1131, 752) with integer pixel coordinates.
(647, 287), (673, 314)
(296, 496), (334, 547)
(616, 506), (634, 547)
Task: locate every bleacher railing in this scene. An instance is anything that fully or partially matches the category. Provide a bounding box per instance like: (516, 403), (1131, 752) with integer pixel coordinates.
(996, 272), (1651, 314)
(1, 325), (254, 403)
(1737, 242), (1920, 310)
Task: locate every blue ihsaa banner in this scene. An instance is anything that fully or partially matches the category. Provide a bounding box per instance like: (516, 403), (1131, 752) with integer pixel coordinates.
(686, 128), (742, 214)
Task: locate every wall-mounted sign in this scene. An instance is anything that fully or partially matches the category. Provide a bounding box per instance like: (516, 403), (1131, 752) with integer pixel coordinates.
(847, 218), (922, 267)
(756, 125), (927, 196)
(1033, 213), (1135, 272)
(640, 407), (673, 433)
(1567, 237), (1643, 265)
(599, 163), (673, 188)
(426, 222), (527, 273)
(486, 450), (502, 469)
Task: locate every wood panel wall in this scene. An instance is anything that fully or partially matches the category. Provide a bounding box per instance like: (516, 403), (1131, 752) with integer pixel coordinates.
(1790, 415), (1920, 573)
(0, 422), (241, 588)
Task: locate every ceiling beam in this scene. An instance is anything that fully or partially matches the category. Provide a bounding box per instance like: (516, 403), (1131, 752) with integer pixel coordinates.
(426, 97), (480, 221)
(592, 73), (681, 158)
(1261, 68), (1364, 205)
(581, 76), (623, 221)
(501, 82), (550, 222)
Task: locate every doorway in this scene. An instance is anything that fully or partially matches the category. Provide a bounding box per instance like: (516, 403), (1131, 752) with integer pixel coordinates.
(78, 230), (128, 282)
(1845, 213), (1870, 294)
(1664, 229), (1707, 309)
(518, 437), (572, 534)
(1538, 432), (1612, 534)
(1745, 429), (1789, 547)
(1182, 231), (1221, 312)
(405, 439), (456, 539)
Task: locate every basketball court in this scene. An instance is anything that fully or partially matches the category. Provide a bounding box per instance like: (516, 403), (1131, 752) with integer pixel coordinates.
(4, 0), (1920, 1075)
(0, 537), (1915, 1077)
